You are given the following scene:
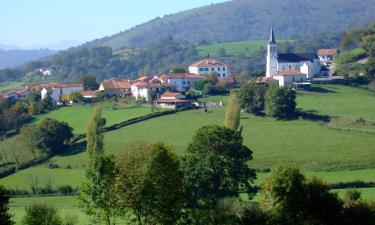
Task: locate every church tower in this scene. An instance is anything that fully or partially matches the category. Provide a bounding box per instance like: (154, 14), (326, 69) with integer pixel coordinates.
(266, 27), (278, 77)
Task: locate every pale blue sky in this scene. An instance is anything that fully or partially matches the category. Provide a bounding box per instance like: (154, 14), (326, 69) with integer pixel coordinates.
(0, 0), (227, 47)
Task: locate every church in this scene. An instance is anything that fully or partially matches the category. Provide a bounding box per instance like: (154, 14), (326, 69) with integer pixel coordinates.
(266, 28), (321, 79)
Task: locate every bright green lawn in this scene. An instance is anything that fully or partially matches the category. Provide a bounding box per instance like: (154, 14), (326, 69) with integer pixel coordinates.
(2, 85), (375, 195)
(196, 40), (290, 57)
(9, 196), (133, 225)
(297, 85), (375, 121)
(31, 104), (153, 134)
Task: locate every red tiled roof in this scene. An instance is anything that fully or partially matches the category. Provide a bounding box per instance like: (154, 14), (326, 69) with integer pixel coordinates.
(132, 81), (174, 88)
(101, 78), (130, 89)
(161, 73), (203, 80)
(317, 49), (339, 56)
(275, 69), (306, 77)
(80, 90), (97, 97)
(190, 58), (227, 67)
(160, 92), (183, 98)
(156, 98), (192, 103)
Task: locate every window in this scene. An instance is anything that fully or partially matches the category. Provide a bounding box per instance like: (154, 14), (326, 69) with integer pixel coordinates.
(205, 68), (209, 71)
(199, 68), (204, 72)
(217, 74), (221, 78)
(223, 67), (226, 71)
(211, 68), (214, 71)
(183, 81), (185, 84)
(218, 67), (221, 71)
(187, 81), (191, 84)
(222, 73), (226, 77)
(289, 65), (292, 69)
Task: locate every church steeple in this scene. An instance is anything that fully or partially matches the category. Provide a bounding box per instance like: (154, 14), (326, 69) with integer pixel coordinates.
(266, 27), (278, 77)
(269, 27), (276, 44)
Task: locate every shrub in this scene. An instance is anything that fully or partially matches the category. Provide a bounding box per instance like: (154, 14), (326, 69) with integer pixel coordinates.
(57, 185), (74, 195)
(22, 204), (62, 225)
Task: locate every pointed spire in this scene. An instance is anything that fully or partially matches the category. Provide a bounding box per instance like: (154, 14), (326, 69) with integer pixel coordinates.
(269, 27), (276, 44)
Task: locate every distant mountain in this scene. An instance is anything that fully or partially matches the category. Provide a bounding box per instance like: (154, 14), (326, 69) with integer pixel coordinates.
(25, 40), (82, 51)
(0, 43), (18, 50)
(0, 49), (57, 69)
(84, 0), (375, 50)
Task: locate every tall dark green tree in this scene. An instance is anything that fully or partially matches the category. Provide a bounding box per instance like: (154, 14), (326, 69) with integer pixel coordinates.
(80, 106), (116, 225)
(238, 81), (267, 114)
(0, 186), (13, 225)
(180, 125), (256, 208)
(264, 85), (296, 119)
(80, 74), (100, 91)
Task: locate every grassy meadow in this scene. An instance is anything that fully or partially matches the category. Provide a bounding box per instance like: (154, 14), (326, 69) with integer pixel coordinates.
(2, 84), (375, 224)
(196, 39), (290, 57)
(30, 103), (154, 134)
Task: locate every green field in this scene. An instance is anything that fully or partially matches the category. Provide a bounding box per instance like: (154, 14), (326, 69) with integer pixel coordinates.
(2, 84), (375, 223)
(197, 39), (290, 57)
(1, 85), (375, 191)
(30, 104), (153, 134)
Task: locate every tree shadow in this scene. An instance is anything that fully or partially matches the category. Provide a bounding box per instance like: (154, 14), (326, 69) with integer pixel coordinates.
(305, 87), (336, 93)
(59, 141), (86, 157)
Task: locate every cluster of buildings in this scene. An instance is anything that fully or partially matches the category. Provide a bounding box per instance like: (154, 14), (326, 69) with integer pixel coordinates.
(1, 29), (341, 107)
(261, 28), (339, 88)
(1, 59), (239, 109)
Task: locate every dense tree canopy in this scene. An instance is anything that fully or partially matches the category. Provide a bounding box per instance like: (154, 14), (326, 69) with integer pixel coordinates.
(181, 125), (256, 208)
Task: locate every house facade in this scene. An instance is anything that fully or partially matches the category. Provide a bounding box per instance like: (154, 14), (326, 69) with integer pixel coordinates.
(266, 28), (321, 79)
(160, 73), (203, 92)
(272, 69), (307, 87)
(99, 78), (131, 98)
(41, 83), (83, 102)
(189, 58), (230, 78)
(131, 78), (175, 102)
(317, 49), (340, 65)
(155, 92), (192, 109)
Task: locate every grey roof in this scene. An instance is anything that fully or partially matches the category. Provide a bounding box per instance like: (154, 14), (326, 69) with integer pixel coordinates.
(278, 53), (318, 63)
(269, 27), (276, 44)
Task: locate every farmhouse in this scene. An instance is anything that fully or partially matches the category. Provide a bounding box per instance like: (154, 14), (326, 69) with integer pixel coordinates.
(99, 78), (131, 98)
(131, 77), (175, 101)
(41, 83), (83, 102)
(155, 92), (192, 109)
(189, 58), (230, 78)
(317, 49), (340, 65)
(266, 28), (321, 79)
(159, 73), (203, 92)
(272, 69), (307, 87)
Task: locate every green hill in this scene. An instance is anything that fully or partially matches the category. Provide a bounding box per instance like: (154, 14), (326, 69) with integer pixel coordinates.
(85, 0), (375, 49)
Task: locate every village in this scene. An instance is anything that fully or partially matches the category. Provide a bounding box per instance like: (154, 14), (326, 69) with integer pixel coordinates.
(0, 29), (341, 110)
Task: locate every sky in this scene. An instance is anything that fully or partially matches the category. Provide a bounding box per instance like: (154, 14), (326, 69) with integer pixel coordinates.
(0, 0), (227, 48)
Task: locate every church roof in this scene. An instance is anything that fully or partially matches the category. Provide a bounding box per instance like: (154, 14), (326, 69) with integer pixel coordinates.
(269, 27), (276, 44)
(278, 53), (318, 63)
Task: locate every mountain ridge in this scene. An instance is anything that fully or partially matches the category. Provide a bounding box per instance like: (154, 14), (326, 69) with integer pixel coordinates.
(83, 0), (375, 50)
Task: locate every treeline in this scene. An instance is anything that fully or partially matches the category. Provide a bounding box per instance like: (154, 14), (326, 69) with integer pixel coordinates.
(335, 22), (375, 78)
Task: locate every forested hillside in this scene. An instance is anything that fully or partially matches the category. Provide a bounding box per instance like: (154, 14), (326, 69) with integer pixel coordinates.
(0, 49), (57, 69)
(85, 0), (375, 49)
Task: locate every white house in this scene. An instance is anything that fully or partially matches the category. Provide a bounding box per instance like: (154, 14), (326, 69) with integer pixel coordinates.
(38, 68), (53, 76)
(41, 83), (83, 102)
(155, 92), (192, 109)
(189, 58), (230, 78)
(272, 69), (307, 87)
(159, 73), (203, 92)
(266, 28), (321, 79)
(130, 79), (175, 102)
(317, 49), (340, 65)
